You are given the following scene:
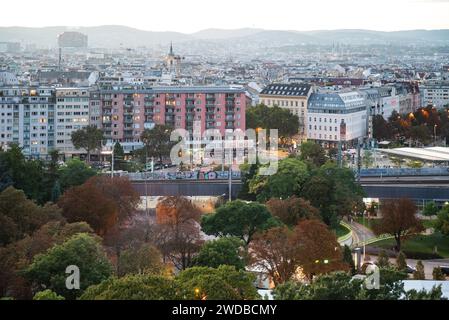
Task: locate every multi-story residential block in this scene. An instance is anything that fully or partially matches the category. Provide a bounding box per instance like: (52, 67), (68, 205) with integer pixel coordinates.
(0, 86), (55, 157)
(362, 86), (400, 119)
(307, 90), (368, 147)
(93, 86), (246, 153)
(55, 88), (90, 157)
(259, 83), (312, 138)
(420, 81), (449, 108)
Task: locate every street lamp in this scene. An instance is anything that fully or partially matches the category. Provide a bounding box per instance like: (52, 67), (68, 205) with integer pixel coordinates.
(434, 124), (438, 144)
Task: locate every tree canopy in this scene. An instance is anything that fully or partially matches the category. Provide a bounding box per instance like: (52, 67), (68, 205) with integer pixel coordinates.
(201, 200), (279, 246)
(246, 104), (299, 138)
(71, 125), (104, 162)
(193, 237), (245, 270)
(23, 233), (113, 299)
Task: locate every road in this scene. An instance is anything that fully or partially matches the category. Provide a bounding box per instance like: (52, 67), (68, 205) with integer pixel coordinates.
(365, 255), (449, 279)
(348, 221), (376, 247)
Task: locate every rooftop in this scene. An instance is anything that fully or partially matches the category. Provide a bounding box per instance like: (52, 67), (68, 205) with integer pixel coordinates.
(260, 83), (311, 97)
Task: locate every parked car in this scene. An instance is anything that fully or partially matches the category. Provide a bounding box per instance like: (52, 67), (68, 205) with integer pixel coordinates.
(439, 265), (449, 276)
(405, 265), (416, 274)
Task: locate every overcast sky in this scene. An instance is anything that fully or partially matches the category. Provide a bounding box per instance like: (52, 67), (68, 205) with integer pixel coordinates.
(1, 0), (448, 33)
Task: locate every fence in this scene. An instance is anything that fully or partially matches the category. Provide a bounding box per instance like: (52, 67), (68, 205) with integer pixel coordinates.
(359, 167), (449, 177)
(119, 170), (242, 181)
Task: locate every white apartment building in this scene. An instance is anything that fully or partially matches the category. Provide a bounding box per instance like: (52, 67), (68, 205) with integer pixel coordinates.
(55, 88), (90, 157)
(307, 91), (368, 147)
(421, 82), (449, 109)
(0, 86), (55, 157)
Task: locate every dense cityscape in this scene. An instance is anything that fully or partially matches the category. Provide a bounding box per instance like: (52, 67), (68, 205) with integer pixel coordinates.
(1, 1), (449, 311)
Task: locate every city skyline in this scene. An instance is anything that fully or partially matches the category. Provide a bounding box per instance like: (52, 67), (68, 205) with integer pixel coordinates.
(1, 0), (449, 33)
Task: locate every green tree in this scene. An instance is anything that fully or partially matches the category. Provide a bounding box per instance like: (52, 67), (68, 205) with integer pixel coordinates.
(413, 261), (425, 280)
(0, 187), (63, 246)
(193, 237), (245, 270)
(23, 233), (113, 299)
(238, 163), (259, 201)
(396, 251), (407, 272)
(33, 289), (65, 300)
(71, 125), (104, 163)
(246, 104), (299, 139)
(302, 163), (365, 227)
(299, 142), (326, 168)
(113, 142), (127, 171)
(423, 201), (439, 217)
(0, 144), (45, 203)
(266, 196), (319, 227)
(0, 221), (94, 299)
(377, 250), (391, 268)
(201, 200), (279, 246)
(273, 272), (363, 300)
(58, 158), (96, 192)
(343, 245), (355, 275)
(432, 267), (446, 280)
(80, 274), (179, 300)
(410, 125), (431, 145)
(372, 115), (392, 141)
(176, 265), (259, 300)
(51, 180), (62, 202)
(117, 244), (165, 277)
(248, 157), (308, 202)
(435, 204), (449, 236)
(405, 285), (446, 300)
(362, 150), (374, 169)
(140, 125), (174, 163)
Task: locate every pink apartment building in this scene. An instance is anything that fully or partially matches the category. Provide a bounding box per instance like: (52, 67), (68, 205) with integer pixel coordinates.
(90, 86), (246, 152)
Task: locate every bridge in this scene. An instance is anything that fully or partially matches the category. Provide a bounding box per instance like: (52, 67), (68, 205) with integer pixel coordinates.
(130, 175), (449, 202)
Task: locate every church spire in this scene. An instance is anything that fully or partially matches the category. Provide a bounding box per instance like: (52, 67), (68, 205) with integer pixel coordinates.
(169, 41), (174, 55)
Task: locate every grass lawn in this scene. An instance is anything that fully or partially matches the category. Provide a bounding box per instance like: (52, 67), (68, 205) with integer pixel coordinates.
(370, 232), (449, 259)
(334, 223), (351, 239)
(422, 219), (435, 229)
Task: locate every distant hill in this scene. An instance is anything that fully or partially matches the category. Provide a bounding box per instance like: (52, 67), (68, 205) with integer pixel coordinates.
(0, 25), (449, 48)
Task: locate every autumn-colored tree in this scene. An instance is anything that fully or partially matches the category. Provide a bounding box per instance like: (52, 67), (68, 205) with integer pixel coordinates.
(88, 176), (140, 222)
(250, 220), (347, 285)
(58, 182), (118, 236)
(266, 196), (319, 227)
(293, 219), (347, 280)
(58, 176), (139, 236)
(155, 196), (203, 270)
(250, 226), (300, 285)
(118, 243), (165, 277)
(0, 221), (94, 299)
(373, 198), (424, 252)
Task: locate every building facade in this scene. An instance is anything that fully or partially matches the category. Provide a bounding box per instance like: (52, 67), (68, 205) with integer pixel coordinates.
(55, 88), (90, 157)
(420, 81), (449, 109)
(259, 83), (312, 138)
(93, 86), (246, 153)
(0, 86), (55, 157)
(307, 91), (368, 147)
